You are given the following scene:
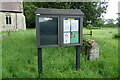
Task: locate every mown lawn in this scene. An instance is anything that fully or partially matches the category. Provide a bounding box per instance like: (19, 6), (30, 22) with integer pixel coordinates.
(0, 35), (2, 79)
(1, 28), (119, 78)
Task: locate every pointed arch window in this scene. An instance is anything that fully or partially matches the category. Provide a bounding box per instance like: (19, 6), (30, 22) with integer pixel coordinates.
(6, 13), (12, 25)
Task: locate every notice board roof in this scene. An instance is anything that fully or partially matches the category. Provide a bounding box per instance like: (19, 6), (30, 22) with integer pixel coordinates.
(35, 8), (84, 15)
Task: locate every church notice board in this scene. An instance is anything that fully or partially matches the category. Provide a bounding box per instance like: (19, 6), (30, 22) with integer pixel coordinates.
(35, 8), (84, 73)
(35, 8), (84, 48)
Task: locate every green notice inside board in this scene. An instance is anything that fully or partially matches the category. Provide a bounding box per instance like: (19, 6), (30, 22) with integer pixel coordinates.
(70, 32), (79, 43)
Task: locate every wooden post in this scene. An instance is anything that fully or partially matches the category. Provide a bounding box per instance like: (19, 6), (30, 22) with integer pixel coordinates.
(38, 48), (42, 74)
(76, 46), (80, 70)
(90, 30), (92, 37)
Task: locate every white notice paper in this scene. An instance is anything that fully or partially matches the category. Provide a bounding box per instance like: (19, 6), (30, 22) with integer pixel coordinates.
(71, 20), (79, 31)
(64, 20), (70, 32)
(64, 32), (70, 44)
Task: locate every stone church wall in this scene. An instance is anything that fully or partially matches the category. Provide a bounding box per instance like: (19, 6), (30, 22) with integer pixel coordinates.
(0, 12), (26, 31)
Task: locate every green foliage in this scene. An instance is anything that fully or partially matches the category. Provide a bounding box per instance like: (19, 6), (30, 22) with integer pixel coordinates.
(86, 24), (93, 30)
(2, 28), (118, 78)
(77, 2), (108, 27)
(113, 34), (120, 39)
(94, 19), (105, 27)
(104, 19), (117, 28)
(23, 2), (38, 28)
(116, 18), (120, 27)
(23, 2), (108, 28)
(105, 19), (115, 24)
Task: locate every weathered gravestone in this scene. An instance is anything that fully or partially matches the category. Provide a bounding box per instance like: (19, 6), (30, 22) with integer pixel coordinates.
(83, 38), (99, 61)
(88, 40), (99, 60)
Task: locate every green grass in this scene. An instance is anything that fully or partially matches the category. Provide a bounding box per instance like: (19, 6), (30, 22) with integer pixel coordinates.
(83, 27), (119, 31)
(83, 28), (118, 38)
(2, 28), (118, 78)
(0, 35), (2, 79)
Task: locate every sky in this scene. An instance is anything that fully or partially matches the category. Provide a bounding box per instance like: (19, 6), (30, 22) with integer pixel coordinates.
(103, 0), (120, 20)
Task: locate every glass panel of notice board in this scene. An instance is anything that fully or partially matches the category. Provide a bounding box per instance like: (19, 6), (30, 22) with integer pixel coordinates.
(39, 17), (58, 45)
(63, 18), (80, 44)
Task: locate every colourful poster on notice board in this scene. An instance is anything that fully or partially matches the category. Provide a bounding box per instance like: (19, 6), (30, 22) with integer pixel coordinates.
(70, 32), (79, 43)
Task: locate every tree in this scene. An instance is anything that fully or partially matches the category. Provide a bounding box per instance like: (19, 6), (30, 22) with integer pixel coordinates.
(86, 24), (93, 30)
(70, 2), (108, 27)
(94, 18), (105, 27)
(116, 18), (120, 27)
(104, 19), (116, 27)
(23, 2), (108, 28)
(23, 2), (38, 28)
(105, 19), (115, 24)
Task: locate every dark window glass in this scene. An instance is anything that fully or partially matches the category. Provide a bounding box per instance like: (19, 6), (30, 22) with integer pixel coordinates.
(9, 17), (12, 24)
(6, 16), (12, 24)
(39, 17), (58, 45)
(6, 17), (9, 24)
